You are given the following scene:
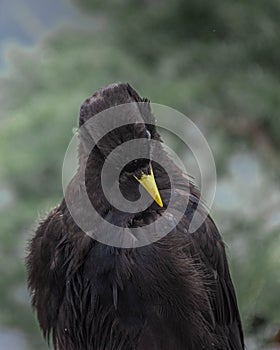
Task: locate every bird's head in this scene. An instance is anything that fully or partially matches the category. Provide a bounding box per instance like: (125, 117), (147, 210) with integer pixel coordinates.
(78, 83), (164, 209)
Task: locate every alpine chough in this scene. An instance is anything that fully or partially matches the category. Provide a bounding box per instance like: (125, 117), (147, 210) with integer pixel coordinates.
(27, 83), (244, 350)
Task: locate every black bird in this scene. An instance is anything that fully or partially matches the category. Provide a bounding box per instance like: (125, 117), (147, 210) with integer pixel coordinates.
(27, 83), (244, 350)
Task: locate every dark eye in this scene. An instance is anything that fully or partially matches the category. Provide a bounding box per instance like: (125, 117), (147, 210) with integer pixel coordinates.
(146, 129), (151, 140)
(123, 158), (150, 173)
(124, 160), (139, 173)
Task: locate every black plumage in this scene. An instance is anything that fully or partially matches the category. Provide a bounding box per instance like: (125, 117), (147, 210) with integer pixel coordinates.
(27, 83), (244, 350)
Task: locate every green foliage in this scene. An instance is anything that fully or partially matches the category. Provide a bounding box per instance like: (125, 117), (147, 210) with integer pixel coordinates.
(73, 0), (280, 155)
(0, 0), (280, 348)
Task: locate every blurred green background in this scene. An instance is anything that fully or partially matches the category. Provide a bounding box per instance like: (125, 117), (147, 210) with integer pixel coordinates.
(0, 0), (280, 349)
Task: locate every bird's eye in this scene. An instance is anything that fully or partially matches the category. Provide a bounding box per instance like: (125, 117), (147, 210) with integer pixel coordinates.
(124, 159), (139, 173)
(146, 129), (151, 140)
(123, 158), (150, 174)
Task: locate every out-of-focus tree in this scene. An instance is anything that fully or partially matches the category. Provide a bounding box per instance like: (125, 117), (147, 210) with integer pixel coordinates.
(73, 0), (280, 172)
(0, 0), (279, 349)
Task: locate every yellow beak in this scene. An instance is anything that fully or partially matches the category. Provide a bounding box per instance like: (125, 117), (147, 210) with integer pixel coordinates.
(134, 165), (163, 208)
